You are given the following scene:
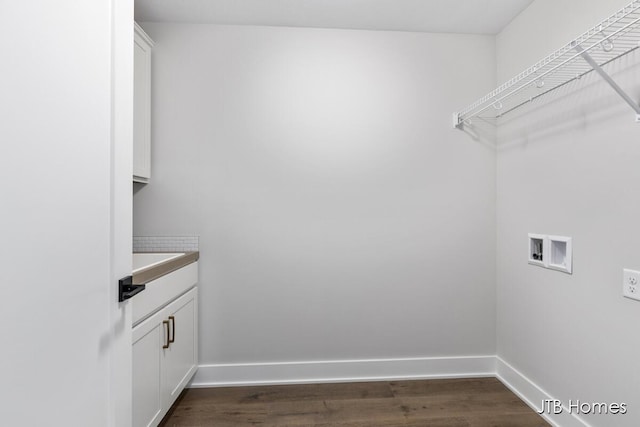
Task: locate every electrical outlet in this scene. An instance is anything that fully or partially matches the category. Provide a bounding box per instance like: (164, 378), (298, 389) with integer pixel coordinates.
(623, 269), (640, 301)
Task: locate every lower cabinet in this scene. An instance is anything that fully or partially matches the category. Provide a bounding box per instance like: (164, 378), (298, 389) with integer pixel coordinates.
(133, 287), (198, 427)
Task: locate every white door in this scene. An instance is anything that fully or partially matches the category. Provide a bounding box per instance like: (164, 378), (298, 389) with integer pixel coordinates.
(1, 1), (134, 426)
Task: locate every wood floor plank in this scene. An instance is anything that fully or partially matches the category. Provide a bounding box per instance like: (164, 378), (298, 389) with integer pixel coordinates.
(314, 418), (470, 427)
(466, 413), (550, 427)
(316, 397), (407, 424)
(397, 393), (536, 421)
(179, 381), (394, 404)
(389, 378), (506, 397)
(159, 378), (550, 427)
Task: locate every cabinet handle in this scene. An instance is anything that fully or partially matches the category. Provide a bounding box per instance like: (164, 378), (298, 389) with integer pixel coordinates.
(169, 316), (175, 343)
(162, 320), (170, 349)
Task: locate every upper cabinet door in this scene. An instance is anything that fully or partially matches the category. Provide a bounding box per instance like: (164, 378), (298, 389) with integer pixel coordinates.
(133, 23), (153, 183)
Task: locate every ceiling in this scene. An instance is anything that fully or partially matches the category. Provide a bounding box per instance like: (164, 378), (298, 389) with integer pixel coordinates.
(134, 0), (534, 35)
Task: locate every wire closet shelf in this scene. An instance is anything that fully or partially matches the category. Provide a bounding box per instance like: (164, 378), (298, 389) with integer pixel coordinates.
(453, 0), (640, 128)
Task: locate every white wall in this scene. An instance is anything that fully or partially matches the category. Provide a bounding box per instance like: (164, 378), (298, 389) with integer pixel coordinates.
(0, 1), (133, 425)
(133, 23), (497, 382)
(496, 1), (640, 426)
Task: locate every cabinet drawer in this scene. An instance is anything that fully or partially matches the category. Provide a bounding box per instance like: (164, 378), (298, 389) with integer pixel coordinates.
(132, 262), (198, 325)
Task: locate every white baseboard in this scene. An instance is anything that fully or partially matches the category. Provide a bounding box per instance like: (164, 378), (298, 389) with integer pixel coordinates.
(190, 355), (496, 388)
(496, 357), (590, 427)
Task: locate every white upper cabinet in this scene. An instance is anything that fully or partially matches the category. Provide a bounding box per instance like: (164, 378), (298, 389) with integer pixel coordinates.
(133, 23), (153, 183)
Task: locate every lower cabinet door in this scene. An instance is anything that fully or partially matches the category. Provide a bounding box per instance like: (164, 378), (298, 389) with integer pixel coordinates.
(132, 287), (198, 427)
(132, 309), (166, 427)
(162, 287), (198, 410)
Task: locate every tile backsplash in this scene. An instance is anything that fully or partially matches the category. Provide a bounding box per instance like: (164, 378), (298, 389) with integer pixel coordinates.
(133, 236), (199, 253)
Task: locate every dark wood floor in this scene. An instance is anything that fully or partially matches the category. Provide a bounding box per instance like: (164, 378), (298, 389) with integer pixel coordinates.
(159, 378), (549, 426)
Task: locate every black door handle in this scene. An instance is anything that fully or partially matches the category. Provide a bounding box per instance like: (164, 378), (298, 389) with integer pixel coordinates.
(118, 276), (146, 302)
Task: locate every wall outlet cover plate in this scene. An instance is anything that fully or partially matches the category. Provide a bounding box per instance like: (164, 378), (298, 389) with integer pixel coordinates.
(623, 269), (640, 301)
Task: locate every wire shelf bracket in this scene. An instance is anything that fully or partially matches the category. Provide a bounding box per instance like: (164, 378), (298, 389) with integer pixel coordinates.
(574, 44), (640, 122)
(453, 0), (640, 128)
